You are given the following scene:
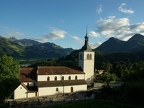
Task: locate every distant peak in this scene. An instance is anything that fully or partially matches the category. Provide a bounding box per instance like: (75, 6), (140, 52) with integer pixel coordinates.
(128, 34), (144, 41)
(109, 37), (116, 40)
(108, 37), (121, 42)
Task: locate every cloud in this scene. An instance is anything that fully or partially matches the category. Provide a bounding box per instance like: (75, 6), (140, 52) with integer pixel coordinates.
(4, 31), (24, 37)
(31, 38), (48, 43)
(95, 16), (144, 41)
(96, 17), (130, 38)
(89, 31), (100, 37)
(108, 16), (116, 20)
(96, 5), (102, 14)
(118, 3), (134, 14)
(130, 22), (144, 32)
(89, 42), (102, 48)
(71, 36), (83, 44)
(0, 26), (9, 29)
(45, 29), (66, 40)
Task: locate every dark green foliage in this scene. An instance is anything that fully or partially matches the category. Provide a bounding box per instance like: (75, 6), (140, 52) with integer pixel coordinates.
(0, 54), (20, 102)
(99, 73), (116, 86)
(29, 50), (79, 67)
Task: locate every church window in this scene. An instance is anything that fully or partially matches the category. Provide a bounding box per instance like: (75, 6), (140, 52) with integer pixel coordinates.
(61, 76), (64, 80)
(47, 76), (50, 81)
(56, 88), (59, 91)
(55, 76), (57, 81)
(71, 87), (73, 92)
(35, 92), (37, 97)
(69, 76), (71, 80)
(75, 76), (77, 80)
(90, 54), (92, 60)
(87, 54), (90, 59)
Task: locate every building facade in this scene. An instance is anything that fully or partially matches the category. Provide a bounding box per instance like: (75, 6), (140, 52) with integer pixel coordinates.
(14, 33), (95, 99)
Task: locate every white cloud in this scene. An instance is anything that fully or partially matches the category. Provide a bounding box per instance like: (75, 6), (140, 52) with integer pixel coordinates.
(4, 31), (24, 37)
(96, 5), (102, 14)
(71, 36), (83, 44)
(118, 3), (134, 14)
(31, 38), (48, 43)
(108, 16), (116, 20)
(96, 17), (130, 38)
(89, 42), (102, 48)
(130, 23), (144, 32)
(95, 16), (144, 41)
(89, 31), (100, 37)
(45, 29), (66, 40)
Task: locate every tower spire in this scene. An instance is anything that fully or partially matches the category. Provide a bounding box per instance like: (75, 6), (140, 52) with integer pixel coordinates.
(86, 25), (88, 37)
(85, 25), (88, 45)
(80, 26), (92, 51)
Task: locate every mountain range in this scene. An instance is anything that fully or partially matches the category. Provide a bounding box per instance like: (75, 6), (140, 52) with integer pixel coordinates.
(96, 34), (144, 53)
(0, 34), (144, 59)
(0, 36), (73, 59)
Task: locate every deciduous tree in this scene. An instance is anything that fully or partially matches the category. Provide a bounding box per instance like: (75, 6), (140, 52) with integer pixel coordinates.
(0, 54), (20, 101)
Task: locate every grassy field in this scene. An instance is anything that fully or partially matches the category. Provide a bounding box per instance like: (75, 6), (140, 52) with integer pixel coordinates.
(35, 99), (140, 108)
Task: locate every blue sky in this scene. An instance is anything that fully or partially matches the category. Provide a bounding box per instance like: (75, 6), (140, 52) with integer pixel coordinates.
(1, 0), (144, 49)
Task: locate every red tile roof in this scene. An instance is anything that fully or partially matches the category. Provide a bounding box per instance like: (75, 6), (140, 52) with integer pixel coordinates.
(19, 68), (37, 82)
(37, 66), (85, 75)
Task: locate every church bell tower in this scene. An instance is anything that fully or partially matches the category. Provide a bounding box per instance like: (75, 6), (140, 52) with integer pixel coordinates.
(78, 31), (95, 86)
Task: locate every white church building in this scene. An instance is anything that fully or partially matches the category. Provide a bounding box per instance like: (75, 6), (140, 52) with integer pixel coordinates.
(14, 33), (95, 99)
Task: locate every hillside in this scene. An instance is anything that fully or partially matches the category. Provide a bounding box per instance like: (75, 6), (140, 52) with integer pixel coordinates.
(0, 36), (74, 59)
(0, 36), (25, 57)
(96, 34), (144, 53)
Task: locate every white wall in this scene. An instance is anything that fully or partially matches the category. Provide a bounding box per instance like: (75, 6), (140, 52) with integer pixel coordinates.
(38, 84), (87, 97)
(78, 51), (95, 85)
(38, 74), (85, 81)
(28, 92), (36, 98)
(38, 86), (63, 96)
(14, 85), (27, 99)
(64, 85), (87, 93)
(14, 84), (37, 99)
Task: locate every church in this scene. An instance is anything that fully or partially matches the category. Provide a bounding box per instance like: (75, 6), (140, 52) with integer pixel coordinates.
(14, 32), (95, 99)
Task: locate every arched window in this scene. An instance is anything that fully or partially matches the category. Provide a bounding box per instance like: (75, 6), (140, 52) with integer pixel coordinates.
(68, 76), (71, 80)
(55, 76), (57, 81)
(87, 54), (90, 59)
(47, 76), (50, 81)
(90, 54), (92, 60)
(61, 76), (64, 80)
(56, 88), (59, 91)
(71, 87), (73, 92)
(75, 76), (77, 80)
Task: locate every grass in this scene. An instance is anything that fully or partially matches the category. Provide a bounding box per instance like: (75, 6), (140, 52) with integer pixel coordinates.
(35, 99), (140, 108)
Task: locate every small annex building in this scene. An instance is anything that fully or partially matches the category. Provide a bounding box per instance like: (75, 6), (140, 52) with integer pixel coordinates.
(14, 32), (95, 99)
